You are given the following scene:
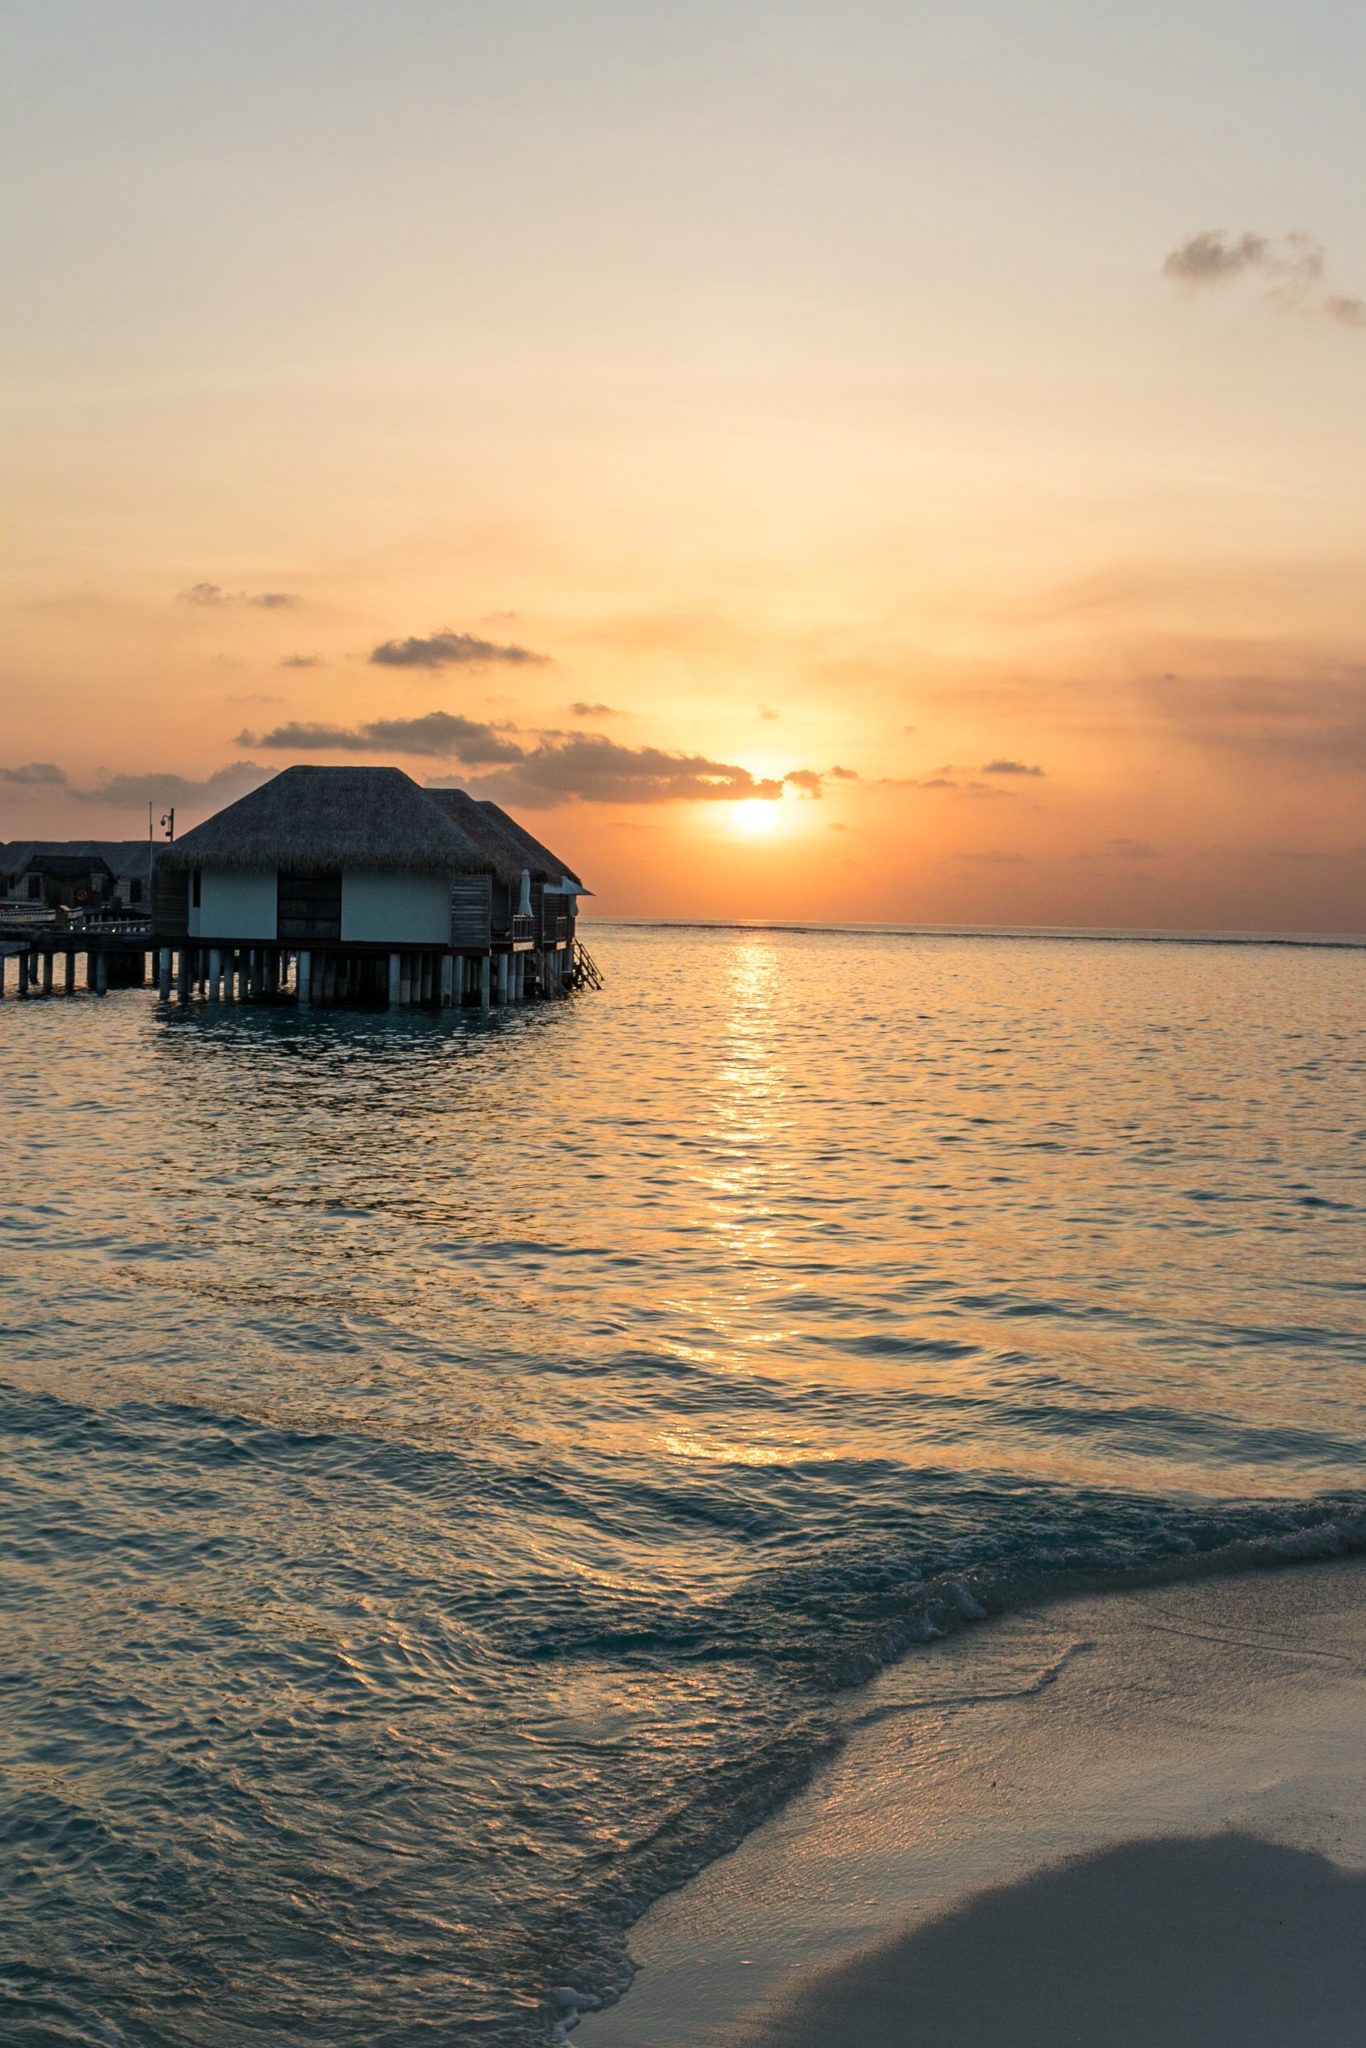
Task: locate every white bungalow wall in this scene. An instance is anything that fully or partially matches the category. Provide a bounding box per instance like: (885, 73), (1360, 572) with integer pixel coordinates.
(340, 870), (451, 944)
(191, 867), (278, 940)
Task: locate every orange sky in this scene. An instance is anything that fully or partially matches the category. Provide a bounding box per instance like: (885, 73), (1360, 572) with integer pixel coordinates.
(2, 3), (1364, 932)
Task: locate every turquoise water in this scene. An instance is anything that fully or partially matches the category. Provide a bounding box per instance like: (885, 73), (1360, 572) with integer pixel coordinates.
(2, 925), (1363, 2045)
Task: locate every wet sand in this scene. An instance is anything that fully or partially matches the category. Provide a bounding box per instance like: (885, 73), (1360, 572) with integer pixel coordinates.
(577, 1555), (1366, 2047)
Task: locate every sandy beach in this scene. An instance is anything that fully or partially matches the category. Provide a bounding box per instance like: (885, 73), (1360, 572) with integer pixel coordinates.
(577, 1554), (1366, 2047)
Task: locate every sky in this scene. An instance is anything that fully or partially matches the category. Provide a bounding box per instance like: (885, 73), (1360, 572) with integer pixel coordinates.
(2, 0), (1364, 931)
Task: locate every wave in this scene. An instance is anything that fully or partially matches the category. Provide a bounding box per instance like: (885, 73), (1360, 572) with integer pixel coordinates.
(543, 1489), (1366, 2039)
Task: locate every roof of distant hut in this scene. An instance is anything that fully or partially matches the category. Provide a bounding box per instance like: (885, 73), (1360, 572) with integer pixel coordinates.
(2, 844), (119, 881)
(159, 765), (494, 876)
(3, 840), (151, 878)
(476, 800), (585, 889)
(422, 788), (530, 887)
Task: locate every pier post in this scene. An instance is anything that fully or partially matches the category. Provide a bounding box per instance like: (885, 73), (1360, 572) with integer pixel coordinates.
(158, 948), (172, 999)
(385, 951), (399, 1009)
(94, 952), (108, 995)
(177, 949), (191, 1001)
(18, 953), (30, 997)
(65, 951), (76, 995)
(297, 950), (312, 1006)
(208, 948), (222, 1002)
(480, 958), (491, 1010)
(440, 954), (453, 1007)
(41, 952), (54, 996)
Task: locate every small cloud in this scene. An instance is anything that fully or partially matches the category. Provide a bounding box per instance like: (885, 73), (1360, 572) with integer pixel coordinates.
(465, 735), (790, 808)
(69, 761), (270, 809)
(0, 760), (67, 786)
(981, 758), (1044, 777)
(178, 582), (301, 608)
(569, 701), (621, 718)
(1163, 230), (1270, 284)
(369, 628), (549, 669)
(279, 654), (324, 669)
(784, 769), (824, 797)
(238, 711), (526, 765)
(1102, 837), (1161, 859)
(828, 821), (848, 832)
(758, 703), (779, 720)
(1163, 229), (1366, 330)
(828, 764), (859, 781)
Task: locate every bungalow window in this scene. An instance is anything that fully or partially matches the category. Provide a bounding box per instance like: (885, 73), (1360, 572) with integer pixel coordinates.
(191, 869), (202, 908)
(27, 874), (42, 901)
(277, 870), (342, 942)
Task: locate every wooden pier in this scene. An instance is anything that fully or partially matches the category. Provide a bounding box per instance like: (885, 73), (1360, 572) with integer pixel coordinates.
(1, 924), (600, 1008)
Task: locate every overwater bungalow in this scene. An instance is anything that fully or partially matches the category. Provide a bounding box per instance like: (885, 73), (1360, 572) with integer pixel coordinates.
(149, 764), (594, 1007)
(2, 840), (154, 915)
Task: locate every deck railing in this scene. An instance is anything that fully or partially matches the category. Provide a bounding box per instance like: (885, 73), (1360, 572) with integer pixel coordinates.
(510, 913), (534, 941)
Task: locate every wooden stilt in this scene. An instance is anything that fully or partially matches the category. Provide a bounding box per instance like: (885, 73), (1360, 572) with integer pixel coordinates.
(388, 951), (401, 1009)
(297, 950), (312, 1005)
(18, 953), (30, 997)
(41, 952), (54, 996)
(94, 952), (108, 995)
(158, 948), (172, 998)
(440, 954), (454, 1007)
(480, 957), (491, 1009)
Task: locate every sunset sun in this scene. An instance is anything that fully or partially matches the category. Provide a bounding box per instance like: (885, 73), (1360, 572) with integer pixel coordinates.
(730, 797), (782, 837)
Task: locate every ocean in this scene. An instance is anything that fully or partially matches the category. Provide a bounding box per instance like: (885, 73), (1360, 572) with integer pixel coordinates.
(2, 923), (1363, 2046)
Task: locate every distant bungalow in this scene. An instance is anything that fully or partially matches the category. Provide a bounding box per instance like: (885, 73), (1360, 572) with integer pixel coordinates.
(149, 764), (595, 1006)
(2, 840), (154, 915)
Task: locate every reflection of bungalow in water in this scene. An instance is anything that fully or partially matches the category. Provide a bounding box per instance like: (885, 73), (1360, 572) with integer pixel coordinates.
(150, 764), (595, 1007)
(1, 841), (154, 914)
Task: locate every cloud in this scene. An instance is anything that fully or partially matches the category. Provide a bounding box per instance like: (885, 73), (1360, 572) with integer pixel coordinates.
(1146, 667), (1366, 768)
(239, 707), (826, 806)
(178, 582), (301, 608)
(369, 628), (548, 669)
(69, 762), (270, 809)
(570, 701), (621, 717)
(238, 712), (527, 764)
(1163, 230), (1366, 329)
(463, 735), (787, 807)
(982, 758), (1044, 777)
(1103, 837), (1161, 859)
(758, 703), (779, 720)
(0, 760), (67, 786)
(829, 764), (859, 780)
(279, 654), (324, 669)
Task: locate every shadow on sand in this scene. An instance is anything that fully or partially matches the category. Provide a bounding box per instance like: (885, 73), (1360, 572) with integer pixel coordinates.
(736, 1834), (1366, 2048)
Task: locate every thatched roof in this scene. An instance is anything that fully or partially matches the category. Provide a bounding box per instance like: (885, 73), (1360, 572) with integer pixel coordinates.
(159, 766), (494, 876)
(475, 801), (585, 889)
(422, 788), (528, 886)
(2, 840), (151, 883)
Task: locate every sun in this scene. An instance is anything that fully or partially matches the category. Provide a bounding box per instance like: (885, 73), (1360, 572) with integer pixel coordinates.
(730, 797), (781, 836)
